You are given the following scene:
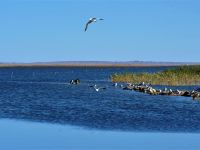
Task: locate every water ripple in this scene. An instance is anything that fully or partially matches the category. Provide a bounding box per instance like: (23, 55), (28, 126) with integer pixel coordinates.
(0, 67), (200, 132)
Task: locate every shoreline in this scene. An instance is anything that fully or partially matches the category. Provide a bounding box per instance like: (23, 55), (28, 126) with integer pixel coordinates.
(122, 83), (200, 100)
(0, 63), (192, 68)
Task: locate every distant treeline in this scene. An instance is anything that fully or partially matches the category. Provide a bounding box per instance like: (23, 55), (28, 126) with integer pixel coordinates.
(111, 65), (200, 86)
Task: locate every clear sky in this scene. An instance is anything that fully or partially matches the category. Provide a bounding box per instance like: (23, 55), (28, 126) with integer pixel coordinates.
(0, 0), (200, 63)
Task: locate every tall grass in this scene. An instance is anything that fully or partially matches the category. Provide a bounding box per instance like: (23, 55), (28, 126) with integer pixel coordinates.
(111, 65), (200, 86)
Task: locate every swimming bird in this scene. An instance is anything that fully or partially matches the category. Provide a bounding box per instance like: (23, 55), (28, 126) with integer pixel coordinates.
(191, 90), (195, 94)
(69, 79), (80, 85)
(84, 17), (104, 32)
(164, 87), (168, 92)
(192, 93), (200, 100)
(113, 83), (118, 87)
(139, 82), (145, 86)
(148, 87), (157, 95)
(158, 89), (162, 93)
(176, 89), (182, 95)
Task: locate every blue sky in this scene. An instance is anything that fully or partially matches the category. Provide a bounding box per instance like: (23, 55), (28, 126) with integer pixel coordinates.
(0, 0), (200, 62)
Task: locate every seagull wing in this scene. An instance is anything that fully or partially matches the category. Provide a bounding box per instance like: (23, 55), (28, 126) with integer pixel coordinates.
(85, 19), (94, 32)
(98, 18), (104, 20)
(85, 22), (90, 32)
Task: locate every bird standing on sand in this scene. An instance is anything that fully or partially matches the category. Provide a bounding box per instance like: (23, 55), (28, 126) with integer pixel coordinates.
(84, 17), (104, 32)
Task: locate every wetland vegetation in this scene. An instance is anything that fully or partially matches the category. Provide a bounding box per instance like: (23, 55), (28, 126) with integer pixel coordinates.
(111, 65), (200, 86)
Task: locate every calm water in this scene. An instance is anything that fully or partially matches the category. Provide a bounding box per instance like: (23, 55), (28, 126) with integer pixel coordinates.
(0, 66), (200, 132)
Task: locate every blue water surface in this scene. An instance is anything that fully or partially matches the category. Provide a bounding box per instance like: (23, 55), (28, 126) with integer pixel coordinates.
(0, 66), (200, 132)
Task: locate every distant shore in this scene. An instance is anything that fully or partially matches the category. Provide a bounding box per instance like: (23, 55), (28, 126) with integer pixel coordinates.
(0, 62), (199, 68)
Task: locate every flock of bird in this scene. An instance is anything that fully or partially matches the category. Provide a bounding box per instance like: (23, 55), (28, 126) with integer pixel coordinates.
(70, 78), (107, 92)
(69, 79), (200, 100)
(123, 82), (200, 100)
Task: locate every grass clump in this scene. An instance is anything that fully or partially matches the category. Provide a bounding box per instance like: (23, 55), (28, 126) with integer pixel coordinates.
(111, 65), (200, 86)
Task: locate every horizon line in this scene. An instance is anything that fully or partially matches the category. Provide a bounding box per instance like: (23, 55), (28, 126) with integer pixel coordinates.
(1, 60), (200, 64)
(0, 61), (199, 67)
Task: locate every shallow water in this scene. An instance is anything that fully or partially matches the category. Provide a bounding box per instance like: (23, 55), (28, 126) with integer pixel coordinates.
(0, 67), (200, 132)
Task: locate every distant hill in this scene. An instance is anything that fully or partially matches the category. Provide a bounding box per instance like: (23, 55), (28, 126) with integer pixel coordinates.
(0, 61), (199, 67)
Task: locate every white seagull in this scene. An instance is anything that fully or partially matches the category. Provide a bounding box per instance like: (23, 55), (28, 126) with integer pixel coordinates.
(94, 86), (106, 92)
(113, 83), (118, 87)
(84, 17), (104, 32)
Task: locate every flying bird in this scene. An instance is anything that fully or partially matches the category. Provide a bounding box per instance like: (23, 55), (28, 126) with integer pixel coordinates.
(84, 17), (104, 32)
(94, 86), (106, 92)
(89, 84), (106, 92)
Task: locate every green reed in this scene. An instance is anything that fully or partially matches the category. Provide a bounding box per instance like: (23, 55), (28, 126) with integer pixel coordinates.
(111, 65), (200, 86)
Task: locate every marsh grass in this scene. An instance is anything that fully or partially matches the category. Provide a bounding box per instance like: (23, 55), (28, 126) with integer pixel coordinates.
(111, 65), (200, 86)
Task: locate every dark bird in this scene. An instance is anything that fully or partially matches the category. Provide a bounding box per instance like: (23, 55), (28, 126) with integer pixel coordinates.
(85, 17), (104, 32)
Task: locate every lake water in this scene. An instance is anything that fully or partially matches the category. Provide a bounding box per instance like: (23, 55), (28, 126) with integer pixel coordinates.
(0, 66), (200, 132)
(1, 119), (200, 150)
